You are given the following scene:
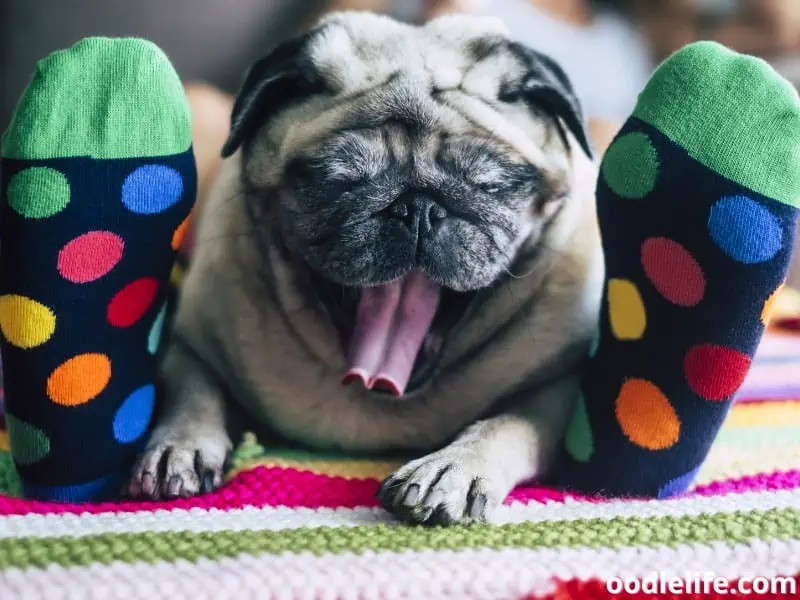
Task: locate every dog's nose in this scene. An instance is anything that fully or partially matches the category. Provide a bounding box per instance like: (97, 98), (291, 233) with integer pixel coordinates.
(387, 194), (447, 233)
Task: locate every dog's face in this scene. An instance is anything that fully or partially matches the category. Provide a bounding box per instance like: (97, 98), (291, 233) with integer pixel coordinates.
(222, 12), (592, 397)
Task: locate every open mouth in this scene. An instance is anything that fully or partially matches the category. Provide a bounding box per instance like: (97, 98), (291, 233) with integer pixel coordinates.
(313, 270), (475, 398)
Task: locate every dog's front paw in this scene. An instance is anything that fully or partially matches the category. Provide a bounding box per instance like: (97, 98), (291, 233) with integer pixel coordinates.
(378, 447), (505, 526)
(128, 426), (232, 500)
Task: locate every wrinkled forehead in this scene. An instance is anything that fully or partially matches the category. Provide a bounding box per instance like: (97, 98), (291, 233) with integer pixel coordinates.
(246, 13), (561, 185)
(309, 12), (513, 96)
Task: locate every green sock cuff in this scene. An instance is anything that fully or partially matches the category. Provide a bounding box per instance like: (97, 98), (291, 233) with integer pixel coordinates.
(632, 41), (800, 208)
(2, 37), (191, 160)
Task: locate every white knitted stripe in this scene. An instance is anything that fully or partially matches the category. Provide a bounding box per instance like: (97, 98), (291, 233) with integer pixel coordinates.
(694, 448), (800, 484)
(2, 488), (798, 539)
(3, 539), (799, 600)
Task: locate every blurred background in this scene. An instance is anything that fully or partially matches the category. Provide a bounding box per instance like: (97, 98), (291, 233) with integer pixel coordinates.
(2, 0), (799, 284)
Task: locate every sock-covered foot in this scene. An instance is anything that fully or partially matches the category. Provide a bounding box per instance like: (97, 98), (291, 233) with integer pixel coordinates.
(554, 42), (800, 497)
(0, 38), (195, 501)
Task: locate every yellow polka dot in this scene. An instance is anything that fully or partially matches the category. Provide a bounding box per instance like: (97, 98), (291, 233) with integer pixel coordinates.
(0, 295), (56, 349)
(608, 279), (646, 341)
(615, 378), (680, 450)
(47, 353), (111, 406)
(761, 282), (785, 326)
(170, 262), (184, 287)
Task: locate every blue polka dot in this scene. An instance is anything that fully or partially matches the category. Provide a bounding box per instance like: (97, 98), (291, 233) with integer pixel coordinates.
(657, 465), (701, 498)
(23, 472), (122, 502)
(148, 303), (168, 355)
(708, 196), (783, 264)
(113, 384), (155, 443)
(121, 165), (183, 214)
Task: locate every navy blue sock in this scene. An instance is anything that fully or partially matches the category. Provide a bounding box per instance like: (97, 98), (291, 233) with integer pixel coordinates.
(0, 38), (195, 501)
(554, 42), (800, 497)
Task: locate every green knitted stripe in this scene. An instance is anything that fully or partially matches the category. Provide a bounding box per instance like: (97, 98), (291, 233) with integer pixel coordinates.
(2, 38), (190, 160)
(229, 432), (413, 470)
(1, 507), (797, 570)
(633, 41), (800, 208)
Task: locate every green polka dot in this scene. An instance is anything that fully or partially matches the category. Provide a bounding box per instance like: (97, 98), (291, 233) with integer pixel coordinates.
(7, 167), (70, 219)
(601, 132), (659, 199)
(0, 451), (23, 497)
(5, 414), (51, 465)
(565, 393), (594, 463)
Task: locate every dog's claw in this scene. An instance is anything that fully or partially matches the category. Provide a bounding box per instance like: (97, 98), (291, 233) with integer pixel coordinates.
(128, 430), (230, 500)
(200, 470), (216, 494)
(166, 475), (183, 498)
(141, 473), (156, 497)
(401, 484), (420, 506)
(468, 492), (487, 519)
(379, 448), (502, 525)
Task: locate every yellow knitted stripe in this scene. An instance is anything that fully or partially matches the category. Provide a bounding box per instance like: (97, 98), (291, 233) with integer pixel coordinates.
(227, 457), (401, 481)
(725, 402), (800, 428)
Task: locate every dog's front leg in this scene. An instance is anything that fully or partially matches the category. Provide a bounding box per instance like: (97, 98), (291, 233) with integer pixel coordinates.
(379, 374), (579, 525)
(128, 339), (233, 499)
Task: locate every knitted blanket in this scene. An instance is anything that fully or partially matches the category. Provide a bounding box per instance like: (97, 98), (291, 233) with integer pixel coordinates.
(1, 328), (799, 599)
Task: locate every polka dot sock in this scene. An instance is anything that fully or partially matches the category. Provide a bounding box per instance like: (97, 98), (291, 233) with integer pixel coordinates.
(554, 42), (800, 498)
(0, 38), (196, 501)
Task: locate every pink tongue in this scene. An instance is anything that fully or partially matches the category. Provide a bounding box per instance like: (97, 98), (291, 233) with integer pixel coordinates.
(342, 270), (441, 397)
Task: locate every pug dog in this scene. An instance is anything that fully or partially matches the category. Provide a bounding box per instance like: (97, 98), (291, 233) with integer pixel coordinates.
(128, 11), (605, 525)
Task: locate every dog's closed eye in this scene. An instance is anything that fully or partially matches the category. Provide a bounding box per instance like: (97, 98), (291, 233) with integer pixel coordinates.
(438, 137), (541, 194)
(319, 134), (390, 183)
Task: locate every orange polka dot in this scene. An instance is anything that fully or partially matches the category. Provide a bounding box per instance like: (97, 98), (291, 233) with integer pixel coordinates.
(171, 214), (192, 251)
(47, 353), (111, 406)
(615, 378), (680, 450)
(761, 282), (785, 326)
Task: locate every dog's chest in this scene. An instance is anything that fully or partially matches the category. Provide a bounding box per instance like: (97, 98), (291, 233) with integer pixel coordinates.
(208, 270), (587, 455)
(219, 310), (509, 452)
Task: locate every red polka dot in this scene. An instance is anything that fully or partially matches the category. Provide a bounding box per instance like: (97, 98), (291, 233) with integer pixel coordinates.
(641, 238), (706, 307)
(57, 231), (124, 283)
(107, 278), (159, 328)
(684, 343), (751, 401)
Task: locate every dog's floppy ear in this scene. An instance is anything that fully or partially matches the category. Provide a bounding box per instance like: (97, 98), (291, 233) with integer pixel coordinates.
(503, 42), (594, 159)
(221, 32), (328, 158)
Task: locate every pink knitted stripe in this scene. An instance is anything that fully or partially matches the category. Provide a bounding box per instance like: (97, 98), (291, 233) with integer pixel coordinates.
(505, 469), (800, 504)
(692, 469), (800, 496)
(0, 467), (381, 516)
(0, 466), (797, 517)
